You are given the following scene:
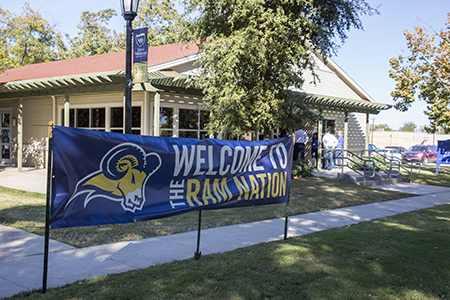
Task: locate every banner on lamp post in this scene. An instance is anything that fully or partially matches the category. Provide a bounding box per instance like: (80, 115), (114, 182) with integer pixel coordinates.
(133, 27), (148, 83)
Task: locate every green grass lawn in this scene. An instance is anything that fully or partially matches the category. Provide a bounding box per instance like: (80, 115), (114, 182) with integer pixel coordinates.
(2, 168), (450, 299)
(0, 177), (414, 248)
(7, 202), (450, 299)
(403, 164), (450, 187)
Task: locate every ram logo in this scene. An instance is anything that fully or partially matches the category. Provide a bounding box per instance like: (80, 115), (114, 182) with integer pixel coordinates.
(66, 143), (162, 213)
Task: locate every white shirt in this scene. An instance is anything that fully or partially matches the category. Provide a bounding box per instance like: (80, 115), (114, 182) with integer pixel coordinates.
(323, 133), (338, 149)
(293, 129), (309, 144)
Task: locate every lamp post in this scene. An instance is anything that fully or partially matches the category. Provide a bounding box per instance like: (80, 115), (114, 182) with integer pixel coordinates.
(120, 0), (140, 134)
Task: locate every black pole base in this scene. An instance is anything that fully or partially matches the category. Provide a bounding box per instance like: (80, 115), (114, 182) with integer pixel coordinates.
(194, 251), (202, 260)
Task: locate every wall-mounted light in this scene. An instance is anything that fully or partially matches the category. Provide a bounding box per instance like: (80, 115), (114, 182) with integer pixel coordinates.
(12, 117), (17, 127)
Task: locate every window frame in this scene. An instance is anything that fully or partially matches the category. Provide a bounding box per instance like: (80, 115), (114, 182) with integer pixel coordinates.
(59, 103), (142, 134)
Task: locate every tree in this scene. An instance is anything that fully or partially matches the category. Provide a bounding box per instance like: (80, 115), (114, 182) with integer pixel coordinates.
(374, 124), (392, 131)
(180, 0), (377, 137)
(399, 121), (417, 132)
(0, 4), (66, 72)
(389, 14), (450, 134)
(66, 9), (123, 58)
(134, 0), (183, 46)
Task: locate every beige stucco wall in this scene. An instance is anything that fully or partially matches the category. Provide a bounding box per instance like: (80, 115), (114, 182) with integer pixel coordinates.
(371, 131), (450, 149)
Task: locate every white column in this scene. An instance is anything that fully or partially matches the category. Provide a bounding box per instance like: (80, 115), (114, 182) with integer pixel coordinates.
(317, 111), (323, 171)
(343, 112), (348, 165)
(365, 113), (370, 150)
(51, 96), (56, 124)
(64, 94), (70, 127)
(17, 98), (23, 172)
(143, 91), (150, 135)
(153, 92), (160, 136)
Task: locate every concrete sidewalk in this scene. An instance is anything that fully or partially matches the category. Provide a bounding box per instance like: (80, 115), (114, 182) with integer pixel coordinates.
(0, 168), (449, 299)
(0, 167), (47, 194)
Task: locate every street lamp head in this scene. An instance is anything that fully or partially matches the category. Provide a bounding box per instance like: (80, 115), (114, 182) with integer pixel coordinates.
(120, 0), (140, 20)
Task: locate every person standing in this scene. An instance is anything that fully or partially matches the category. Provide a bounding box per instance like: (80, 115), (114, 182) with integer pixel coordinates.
(322, 128), (338, 170)
(293, 128), (309, 161)
(335, 130), (344, 169)
(311, 133), (319, 169)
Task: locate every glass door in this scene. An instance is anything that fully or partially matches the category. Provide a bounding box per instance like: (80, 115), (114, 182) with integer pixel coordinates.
(1, 112), (11, 164)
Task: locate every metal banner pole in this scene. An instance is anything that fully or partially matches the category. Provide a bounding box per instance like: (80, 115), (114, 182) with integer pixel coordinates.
(284, 198), (290, 240)
(284, 134), (294, 240)
(194, 209), (202, 260)
(42, 122), (53, 293)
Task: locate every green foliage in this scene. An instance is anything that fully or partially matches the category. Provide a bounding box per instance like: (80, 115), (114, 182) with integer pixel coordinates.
(291, 159), (313, 178)
(66, 9), (123, 58)
(374, 123), (392, 131)
(389, 14), (450, 134)
(0, 4), (66, 72)
(0, 2), (184, 70)
(349, 154), (387, 171)
(180, 0), (377, 136)
(399, 121), (417, 132)
(134, 0), (183, 46)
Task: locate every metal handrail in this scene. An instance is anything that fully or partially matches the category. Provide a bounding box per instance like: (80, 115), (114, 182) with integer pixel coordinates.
(361, 150), (421, 183)
(366, 154), (399, 185)
(335, 150), (375, 186)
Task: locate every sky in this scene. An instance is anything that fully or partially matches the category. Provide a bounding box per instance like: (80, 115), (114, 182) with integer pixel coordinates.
(2, 0), (449, 131)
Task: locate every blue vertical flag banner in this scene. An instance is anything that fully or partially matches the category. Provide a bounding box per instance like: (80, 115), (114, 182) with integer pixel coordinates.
(50, 126), (293, 228)
(436, 139), (450, 175)
(133, 27), (148, 83)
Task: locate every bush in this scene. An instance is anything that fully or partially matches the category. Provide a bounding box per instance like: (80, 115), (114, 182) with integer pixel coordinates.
(292, 160), (313, 178)
(349, 155), (389, 171)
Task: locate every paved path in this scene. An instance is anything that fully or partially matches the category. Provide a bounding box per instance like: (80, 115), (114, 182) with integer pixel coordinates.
(0, 168), (449, 299)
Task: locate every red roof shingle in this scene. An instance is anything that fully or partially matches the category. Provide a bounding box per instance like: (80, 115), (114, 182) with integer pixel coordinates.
(0, 43), (199, 83)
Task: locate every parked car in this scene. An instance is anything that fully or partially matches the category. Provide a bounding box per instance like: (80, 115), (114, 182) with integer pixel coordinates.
(401, 145), (438, 165)
(368, 144), (378, 156)
(385, 146), (407, 153)
(374, 148), (402, 160)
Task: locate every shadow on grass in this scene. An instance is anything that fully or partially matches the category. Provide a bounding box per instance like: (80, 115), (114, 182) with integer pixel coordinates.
(405, 165), (450, 187)
(0, 177), (416, 248)
(11, 204), (450, 299)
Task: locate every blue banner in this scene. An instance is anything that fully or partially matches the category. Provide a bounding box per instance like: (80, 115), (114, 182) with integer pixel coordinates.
(436, 139), (450, 175)
(50, 126), (293, 228)
(133, 27), (148, 83)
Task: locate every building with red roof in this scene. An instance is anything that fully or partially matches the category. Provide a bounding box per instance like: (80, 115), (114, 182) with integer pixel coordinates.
(0, 42), (389, 168)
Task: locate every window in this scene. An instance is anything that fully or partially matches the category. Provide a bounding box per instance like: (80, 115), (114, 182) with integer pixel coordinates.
(159, 107), (174, 137)
(199, 110), (210, 139)
(62, 108), (105, 131)
(322, 119), (335, 133)
(91, 108), (105, 128)
(179, 108), (209, 139)
(61, 106), (141, 134)
(179, 108), (198, 138)
(1, 112), (10, 162)
(110, 107), (141, 134)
